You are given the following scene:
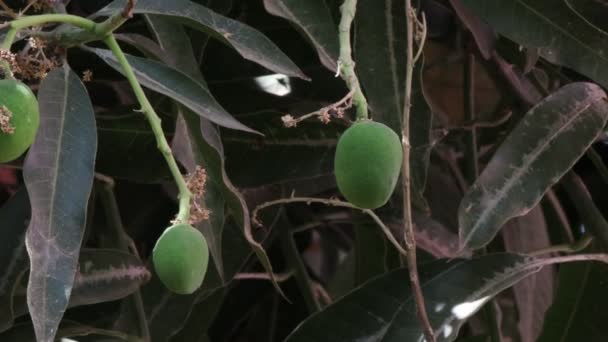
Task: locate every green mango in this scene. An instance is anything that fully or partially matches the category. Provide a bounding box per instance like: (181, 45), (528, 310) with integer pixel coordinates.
(0, 79), (40, 163)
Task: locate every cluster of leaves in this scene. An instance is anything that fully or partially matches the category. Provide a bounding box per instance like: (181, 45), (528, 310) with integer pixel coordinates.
(1, 0), (608, 341)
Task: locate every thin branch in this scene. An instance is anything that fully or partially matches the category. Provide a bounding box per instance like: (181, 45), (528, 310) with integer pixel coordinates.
(281, 89), (354, 127)
(403, 3), (435, 341)
(234, 272), (293, 282)
(122, 0), (137, 18)
(252, 196), (408, 256)
(337, 0), (368, 120)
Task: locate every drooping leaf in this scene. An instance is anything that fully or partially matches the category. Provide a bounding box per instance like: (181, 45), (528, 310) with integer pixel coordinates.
(88, 47), (259, 134)
(460, 0), (608, 88)
(263, 0), (339, 71)
(459, 83), (608, 250)
(354, 0), (433, 202)
(97, 0), (308, 79)
(23, 65), (97, 342)
(0, 189), (30, 333)
(285, 253), (538, 342)
(537, 250), (608, 342)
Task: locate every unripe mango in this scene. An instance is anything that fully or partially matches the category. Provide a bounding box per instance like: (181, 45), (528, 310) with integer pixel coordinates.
(0, 79), (40, 163)
(152, 223), (209, 294)
(334, 120), (403, 209)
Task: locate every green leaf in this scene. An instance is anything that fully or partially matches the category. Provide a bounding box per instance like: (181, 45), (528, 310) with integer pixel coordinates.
(0, 189), (29, 333)
(98, 0), (307, 80)
(459, 83), (608, 250)
(88, 47), (259, 134)
(96, 112), (172, 182)
(354, 0), (433, 201)
(537, 255), (608, 341)
(23, 64), (97, 342)
(68, 249), (150, 307)
(263, 0), (339, 71)
(12, 249), (151, 317)
(285, 253), (537, 342)
(223, 111), (340, 187)
(461, 0), (608, 88)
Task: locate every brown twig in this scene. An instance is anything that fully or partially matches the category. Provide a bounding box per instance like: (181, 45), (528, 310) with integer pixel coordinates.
(281, 89), (354, 127)
(403, 3), (436, 342)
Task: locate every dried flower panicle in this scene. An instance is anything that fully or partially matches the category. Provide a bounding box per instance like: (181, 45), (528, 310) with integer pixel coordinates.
(82, 70), (93, 82)
(281, 114), (297, 128)
(0, 106), (15, 134)
(186, 166), (211, 225)
(0, 49), (21, 74)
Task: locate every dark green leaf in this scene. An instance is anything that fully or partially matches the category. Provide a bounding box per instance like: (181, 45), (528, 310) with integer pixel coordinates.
(0, 189), (29, 333)
(98, 0), (307, 79)
(88, 47), (258, 134)
(12, 249), (150, 317)
(461, 0), (608, 88)
(223, 111), (340, 187)
(538, 253), (608, 342)
(69, 249), (150, 307)
(96, 113), (172, 182)
(459, 83), (608, 250)
(285, 253), (537, 342)
(263, 0), (339, 71)
(23, 65), (97, 342)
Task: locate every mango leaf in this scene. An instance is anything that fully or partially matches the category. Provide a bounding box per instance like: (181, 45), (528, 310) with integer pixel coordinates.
(285, 253), (539, 341)
(96, 112), (172, 182)
(459, 83), (608, 250)
(354, 0), (433, 202)
(88, 47), (258, 134)
(537, 253), (608, 342)
(12, 248), (150, 316)
(460, 0), (608, 88)
(97, 0), (307, 80)
(69, 249), (150, 307)
(263, 0), (339, 71)
(0, 189), (30, 333)
(23, 64), (97, 342)
(223, 111), (340, 187)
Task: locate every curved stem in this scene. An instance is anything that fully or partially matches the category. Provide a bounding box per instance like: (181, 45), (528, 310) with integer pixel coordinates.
(10, 14), (96, 31)
(104, 35), (192, 224)
(338, 0), (368, 120)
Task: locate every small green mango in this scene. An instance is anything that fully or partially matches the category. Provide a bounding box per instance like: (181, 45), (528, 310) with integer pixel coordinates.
(0, 79), (40, 163)
(334, 120), (403, 209)
(152, 223), (209, 294)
